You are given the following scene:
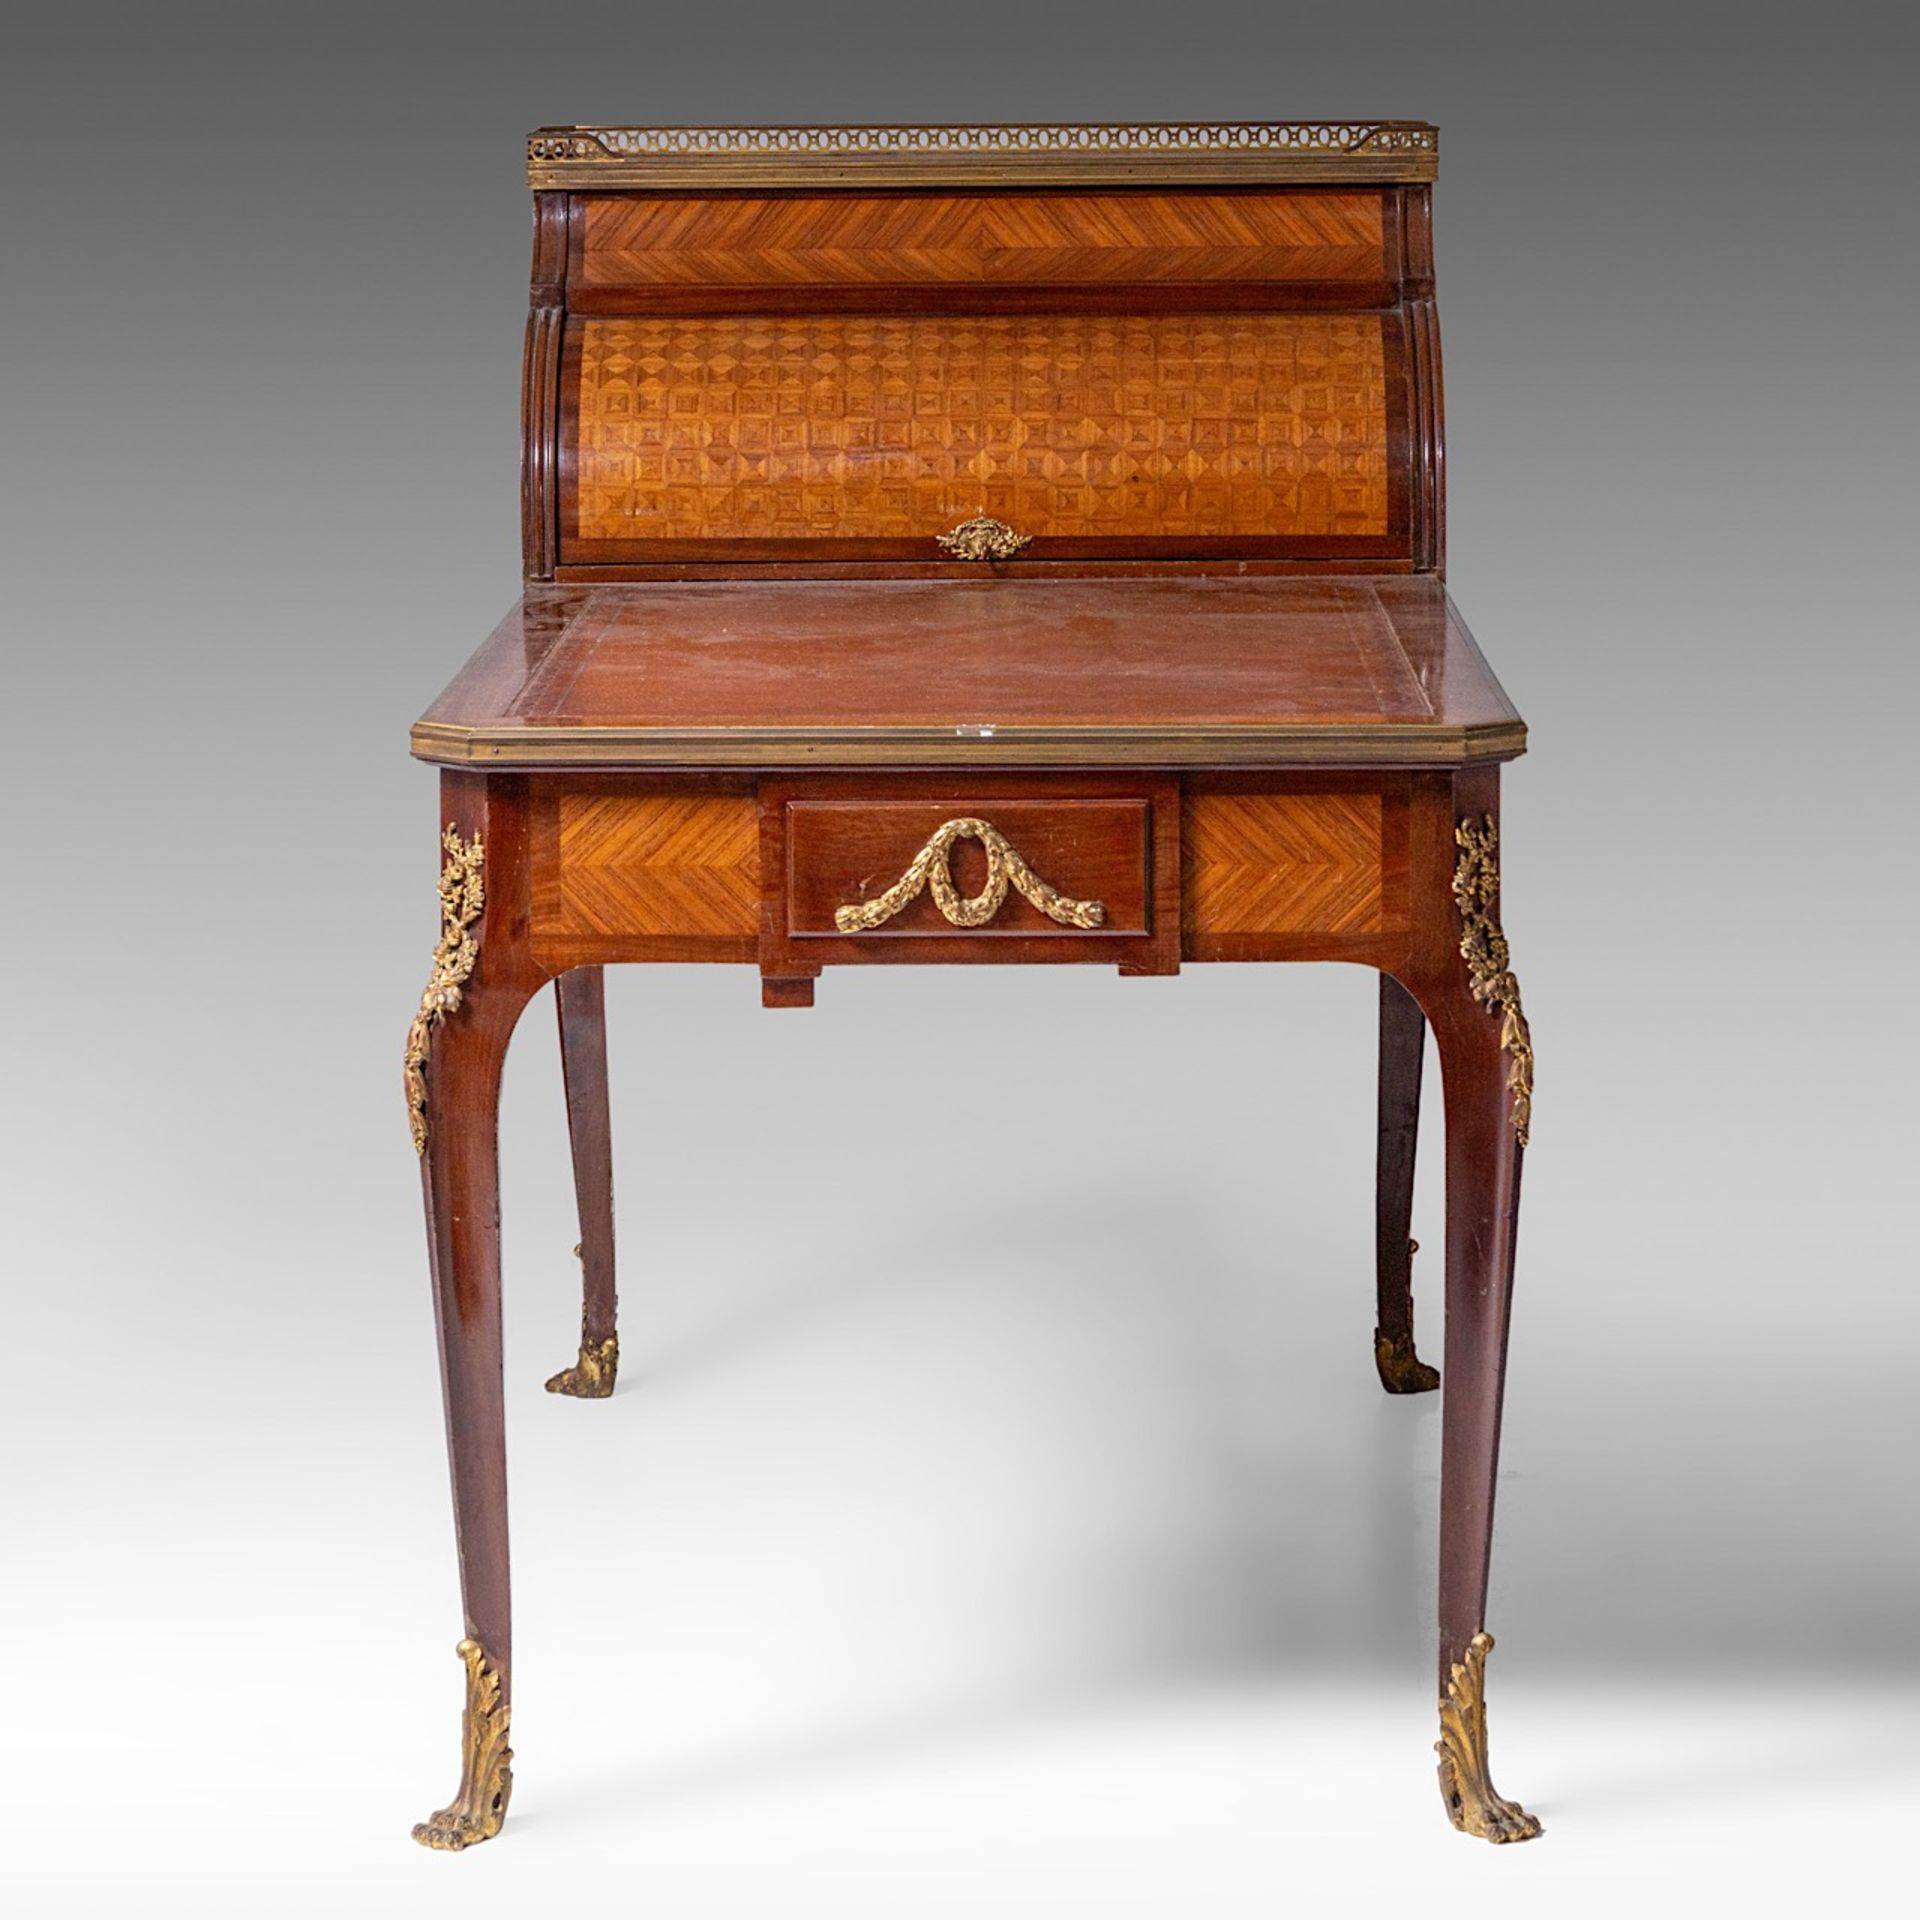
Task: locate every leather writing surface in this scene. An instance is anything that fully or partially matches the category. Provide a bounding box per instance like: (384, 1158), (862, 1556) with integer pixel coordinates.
(508, 578), (1431, 729)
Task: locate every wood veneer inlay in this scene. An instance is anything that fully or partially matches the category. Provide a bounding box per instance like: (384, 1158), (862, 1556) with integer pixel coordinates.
(578, 191), (1389, 289)
(1183, 790), (1389, 933)
(568, 312), (1390, 545)
(553, 792), (759, 937)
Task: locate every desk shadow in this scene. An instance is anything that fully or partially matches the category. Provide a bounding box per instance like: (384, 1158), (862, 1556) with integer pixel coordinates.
(542, 1184), (1444, 1826)
(1527, 1693), (1919, 1825)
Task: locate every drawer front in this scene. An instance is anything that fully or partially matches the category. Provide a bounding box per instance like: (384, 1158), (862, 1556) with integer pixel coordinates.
(792, 799), (1149, 938)
(762, 776), (1181, 976)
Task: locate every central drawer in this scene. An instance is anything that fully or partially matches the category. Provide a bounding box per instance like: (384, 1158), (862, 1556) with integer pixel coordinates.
(760, 774), (1181, 981)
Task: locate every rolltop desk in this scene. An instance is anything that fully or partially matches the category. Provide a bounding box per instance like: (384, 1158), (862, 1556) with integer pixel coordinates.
(405, 119), (1542, 1851)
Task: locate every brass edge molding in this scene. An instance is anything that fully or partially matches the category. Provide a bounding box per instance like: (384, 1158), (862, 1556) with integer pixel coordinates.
(936, 517), (1032, 562)
(1452, 816), (1533, 1146)
(1436, 1631), (1541, 1844)
(413, 1638), (513, 1851)
(835, 816), (1106, 933)
(408, 719), (1530, 770)
(528, 121), (1438, 188)
(404, 825), (485, 1155)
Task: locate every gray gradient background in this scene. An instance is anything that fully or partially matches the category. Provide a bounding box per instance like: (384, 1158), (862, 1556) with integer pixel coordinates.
(4, 2), (1916, 1911)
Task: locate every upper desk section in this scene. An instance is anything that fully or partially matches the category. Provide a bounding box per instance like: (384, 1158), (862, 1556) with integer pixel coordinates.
(519, 123), (1446, 579)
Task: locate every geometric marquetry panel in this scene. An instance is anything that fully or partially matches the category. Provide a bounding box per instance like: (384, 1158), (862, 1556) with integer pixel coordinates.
(1182, 790), (1386, 934)
(568, 311), (1390, 544)
(577, 191), (1390, 290)
(555, 793), (759, 937)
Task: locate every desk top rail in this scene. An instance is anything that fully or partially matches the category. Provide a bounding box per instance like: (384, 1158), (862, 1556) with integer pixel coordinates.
(528, 121), (1440, 190)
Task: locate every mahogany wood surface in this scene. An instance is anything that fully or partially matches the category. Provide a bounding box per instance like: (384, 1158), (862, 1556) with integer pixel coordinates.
(760, 772), (1181, 980)
(418, 763), (1525, 1693)
(1374, 973), (1437, 1391)
(1405, 763), (1524, 1694)
(521, 194), (568, 581)
(788, 799), (1152, 935)
(414, 575), (1523, 768)
(414, 120), (1539, 1850)
(555, 968), (617, 1356)
(419, 772), (551, 1704)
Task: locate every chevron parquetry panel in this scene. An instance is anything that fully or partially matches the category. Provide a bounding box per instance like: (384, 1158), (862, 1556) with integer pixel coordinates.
(554, 793), (760, 937)
(1182, 791), (1387, 934)
(578, 190), (1389, 288)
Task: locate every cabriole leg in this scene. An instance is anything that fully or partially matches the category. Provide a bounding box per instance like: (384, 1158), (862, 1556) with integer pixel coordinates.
(1375, 972), (1437, 1392)
(1399, 786), (1540, 1844)
(1429, 1006), (1537, 1841)
(407, 775), (544, 1850)
(546, 967), (619, 1398)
